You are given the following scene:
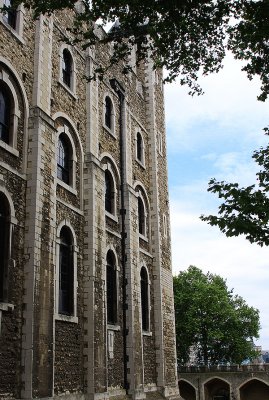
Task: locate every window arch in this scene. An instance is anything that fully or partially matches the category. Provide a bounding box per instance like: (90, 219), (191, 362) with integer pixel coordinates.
(136, 131), (144, 164)
(105, 169), (115, 214)
(104, 96), (114, 132)
(0, 84), (11, 144)
(106, 250), (117, 325)
(58, 226), (74, 316)
(57, 133), (72, 185)
(62, 49), (73, 88)
(0, 192), (10, 302)
(140, 266), (149, 331)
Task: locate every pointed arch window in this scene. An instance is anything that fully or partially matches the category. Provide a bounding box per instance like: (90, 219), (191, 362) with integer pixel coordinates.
(140, 267), (149, 331)
(57, 133), (71, 185)
(105, 169), (115, 214)
(106, 250), (117, 325)
(59, 226), (74, 316)
(0, 85), (11, 144)
(105, 96), (113, 130)
(136, 131), (144, 164)
(0, 193), (10, 302)
(62, 49), (73, 88)
(3, 0), (17, 29)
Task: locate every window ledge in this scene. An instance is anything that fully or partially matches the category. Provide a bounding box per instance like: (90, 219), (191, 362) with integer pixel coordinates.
(0, 302), (14, 312)
(139, 233), (148, 243)
(103, 125), (116, 139)
(0, 140), (19, 157)
(142, 330), (152, 337)
(58, 80), (77, 100)
(57, 179), (78, 196)
(105, 211), (118, 223)
(0, 19), (25, 44)
(55, 313), (78, 323)
(136, 158), (146, 169)
(107, 324), (120, 331)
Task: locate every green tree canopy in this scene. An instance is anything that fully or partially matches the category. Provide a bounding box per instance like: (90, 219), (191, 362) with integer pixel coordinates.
(3, 0), (269, 98)
(173, 266), (260, 365)
(201, 129), (269, 246)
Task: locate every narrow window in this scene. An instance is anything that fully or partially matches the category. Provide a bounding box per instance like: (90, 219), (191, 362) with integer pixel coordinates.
(0, 193), (10, 302)
(105, 170), (114, 214)
(140, 267), (149, 331)
(138, 197), (145, 235)
(59, 226), (74, 315)
(105, 96), (113, 129)
(62, 49), (72, 88)
(3, 0), (17, 29)
(57, 134), (71, 184)
(106, 250), (117, 324)
(0, 86), (11, 144)
(136, 132), (143, 162)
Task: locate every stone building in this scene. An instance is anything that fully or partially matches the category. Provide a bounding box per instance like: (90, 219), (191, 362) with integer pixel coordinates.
(0, 3), (179, 400)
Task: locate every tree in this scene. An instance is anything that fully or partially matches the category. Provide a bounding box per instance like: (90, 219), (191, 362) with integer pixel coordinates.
(3, 0), (269, 99)
(201, 130), (269, 246)
(173, 266), (260, 365)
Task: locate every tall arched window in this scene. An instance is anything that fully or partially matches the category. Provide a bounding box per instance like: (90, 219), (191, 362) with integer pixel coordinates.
(3, 0), (17, 29)
(59, 226), (74, 315)
(0, 193), (10, 302)
(136, 131), (143, 163)
(0, 85), (11, 144)
(138, 197), (145, 235)
(105, 96), (113, 130)
(62, 49), (73, 88)
(106, 250), (117, 324)
(105, 169), (115, 214)
(57, 133), (71, 184)
(140, 267), (149, 331)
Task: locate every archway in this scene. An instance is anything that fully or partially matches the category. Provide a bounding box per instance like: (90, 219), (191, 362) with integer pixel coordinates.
(204, 378), (230, 400)
(240, 378), (269, 400)
(178, 380), (196, 400)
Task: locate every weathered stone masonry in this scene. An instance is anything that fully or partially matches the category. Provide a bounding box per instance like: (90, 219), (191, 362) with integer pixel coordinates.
(0, 4), (179, 400)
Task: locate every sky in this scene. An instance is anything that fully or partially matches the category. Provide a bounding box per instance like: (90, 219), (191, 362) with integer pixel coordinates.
(164, 53), (269, 351)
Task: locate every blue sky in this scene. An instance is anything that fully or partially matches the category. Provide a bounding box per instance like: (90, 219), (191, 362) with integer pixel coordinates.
(165, 53), (269, 350)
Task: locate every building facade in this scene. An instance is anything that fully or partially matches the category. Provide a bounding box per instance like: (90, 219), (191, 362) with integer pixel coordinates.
(0, 3), (179, 400)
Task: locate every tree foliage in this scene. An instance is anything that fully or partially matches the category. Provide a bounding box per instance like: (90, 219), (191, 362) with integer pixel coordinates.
(201, 130), (269, 246)
(173, 266), (260, 365)
(3, 0), (269, 98)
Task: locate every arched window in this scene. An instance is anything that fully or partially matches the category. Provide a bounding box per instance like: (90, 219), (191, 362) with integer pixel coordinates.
(105, 96), (113, 130)
(136, 131), (144, 163)
(59, 226), (74, 316)
(105, 169), (115, 214)
(0, 193), (10, 302)
(62, 49), (73, 88)
(3, 0), (17, 29)
(0, 85), (11, 144)
(106, 250), (117, 324)
(140, 267), (149, 331)
(57, 133), (71, 184)
(138, 197), (145, 235)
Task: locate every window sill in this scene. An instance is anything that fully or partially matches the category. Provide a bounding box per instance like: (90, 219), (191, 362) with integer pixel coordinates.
(142, 330), (152, 337)
(0, 19), (24, 44)
(107, 324), (120, 331)
(58, 80), (77, 100)
(0, 140), (19, 157)
(105, 211), (118, 223)
(136, 158), (146, 169)
(57, 179), (78, 196)
(103, 125), (116, 139)
(0, 302), (14, 312)
(139, 233), (148, 243)
(55, 313), (78, 323)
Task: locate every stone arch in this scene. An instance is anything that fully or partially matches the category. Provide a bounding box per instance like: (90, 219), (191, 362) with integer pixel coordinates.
(239, 378), (269, 400)
(178, 379), (196, 400)
(204, 377), (230, 400)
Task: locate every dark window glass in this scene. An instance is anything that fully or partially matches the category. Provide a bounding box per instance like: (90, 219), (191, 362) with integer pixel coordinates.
(57, 134), (70, 184)
(59, 226), (74, 315)
(0, 86), (11, 144)
(0, 193), (10, 302)
(137, 132), (143, 162)
(106, 250), (117, 324)
(62, 49), (72, 88)
(105, 170), (114, 213)
(138, 197), (145, 235)
(3, 0), (17, 29)
(140, 267), (149, 331)
(105, 96), (112, 129)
